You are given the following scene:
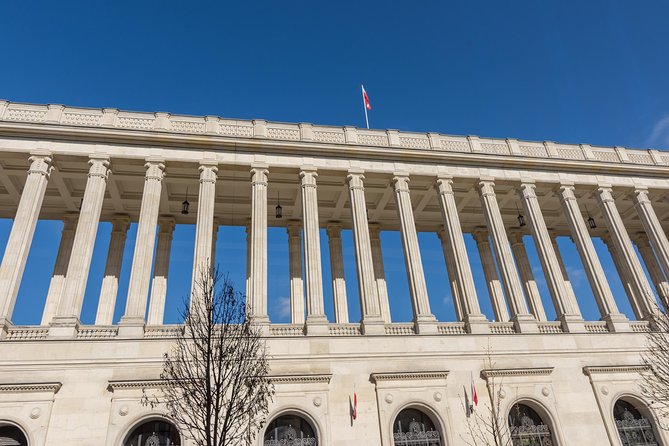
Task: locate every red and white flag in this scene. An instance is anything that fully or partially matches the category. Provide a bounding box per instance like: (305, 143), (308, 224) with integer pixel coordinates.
(471, 373), (478, 408)
(352, 391), (358, 420)
(362, 85), (372, 110)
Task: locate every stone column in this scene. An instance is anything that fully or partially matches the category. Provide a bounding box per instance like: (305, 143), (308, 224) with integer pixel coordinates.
(597, 185), (657, 319)
(392, 174), (437, 334)
(147, 217), (175, 325)
(51, 155), (110, 337)
(191, 161), (218, 301)
(558, 184), (628, 331)
(635, 235), (669, 310)
(0, 152), (53, 333)
(477, 179), (536, 332)
(436, 177), (487, 333)
(550, 233), (579, 310)
(519, 182), (583, 332)
(602, 234), (643, 320)
(634, 187), (669, 279)
(327, 223), (349, 323)
(369, 223), (391, 323)
(509, 232), (547, 322)
(41, 214), (78, 326)
(248, 165), (269, 324)
(472, 229), (509, 323)
(300, 168), (328, 334)
(95, 215), (130, 325)
(287, 221), (305, 325)
(438, 228), (463, 321)
(119, 160), (166, 335)
(211, 217), (220, 268)
(347, 171), (384, 334)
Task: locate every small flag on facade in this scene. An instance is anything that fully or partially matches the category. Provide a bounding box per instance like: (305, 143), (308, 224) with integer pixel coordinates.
(463, 385), (472, 418)
(353, 390), (358, 420)
(361, 85), (372, 129)
(471, 372), (478, 410)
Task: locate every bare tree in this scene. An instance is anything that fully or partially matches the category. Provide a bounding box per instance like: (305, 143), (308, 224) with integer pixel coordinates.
(144, 267), (274, 446)
(641, 306), (669, 429)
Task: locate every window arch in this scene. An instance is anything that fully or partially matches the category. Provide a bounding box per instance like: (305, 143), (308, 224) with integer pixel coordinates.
(508, 402), (555, 445)
(614, 398), (661, 446)
(263, 413), (317, 446)
(392, 407), (441, 445)
(123, 418), (181, 446)
(0, 422), (28, 446)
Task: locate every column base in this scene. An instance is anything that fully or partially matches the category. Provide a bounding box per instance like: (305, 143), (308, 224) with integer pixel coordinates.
(0, 317), (12, 340)
(48, 316), (80, 339)
(117, 316), (146, 339)
(305, 316), (329, 336)
(360, 317), (385, 335)
(414, 315), (438, 335)
(512, 314), (539, 333)
(559, 314), (586, 333)
(251, 319), (271, 336)
(464, 314), (490, 334)
(603, 314), (631, 333)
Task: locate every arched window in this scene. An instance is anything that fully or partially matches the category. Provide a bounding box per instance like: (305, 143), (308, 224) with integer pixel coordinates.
(0, 422), (28, 446)
(614, 399), (660, 446)
(392, 408), (441, 446)
(124, 418), (180, 446)
(508, 403), (555, 445)
(264, 414), (317, 446)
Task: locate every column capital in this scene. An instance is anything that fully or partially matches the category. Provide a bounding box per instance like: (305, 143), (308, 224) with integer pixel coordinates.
(286, 220), (302, 235)
(633, 187), (651, 203)
(559, 183), (577, 199)
(27, 154), (54, 178)
(326, 222), (343, 238)
(472, 228), (489, 243)
(477, 178), (496, 196)
(437, 225), (446, 241)
(299, 168), (318, 187)
(110, 215), (131, 233)
(158, 216), (176, 234)
(199, 162), (218, 183)
(368, 222), (381, 239)
(508, 230), (524, 245)
(144, 160), (166, 181)
(633, 233), (650, 245)
(519, 181), (538, 199)
(250, 164), (269, 185)
(62, 213), (79, 230)
(346, 171), (365, 189)
(435, 177), (454, 195)
(597, 185), (615, 203)
(391, 174), (410, 191)
(88, 155), (111, 180)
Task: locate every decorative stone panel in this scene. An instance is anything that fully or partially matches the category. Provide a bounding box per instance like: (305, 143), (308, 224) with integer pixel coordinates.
(0, 382), (61, 446)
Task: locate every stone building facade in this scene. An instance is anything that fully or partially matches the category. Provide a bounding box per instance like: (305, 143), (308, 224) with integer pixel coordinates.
(0, 100), (666, 445)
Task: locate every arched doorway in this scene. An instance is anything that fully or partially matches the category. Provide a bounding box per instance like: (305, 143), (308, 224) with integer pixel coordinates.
(614, 399), (660, 446)
(392, 407), (441, 445)
(124, 418), (181, 446)
(508, 402), (555, 445)
(0, 422), (28, 446)
(263, 413), (317, 446)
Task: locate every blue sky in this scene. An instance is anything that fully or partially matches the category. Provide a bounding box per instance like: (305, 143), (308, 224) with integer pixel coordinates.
(0, 0), (666, 325)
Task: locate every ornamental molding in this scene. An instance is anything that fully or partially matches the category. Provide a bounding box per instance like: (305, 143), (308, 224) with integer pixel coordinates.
(481, 368), (553, 379)
(0, 382), (62, 394)
(107, 379), (165, 392)
(268, 374), (332, 385)
(370, 371), (449, 383)
(583, 365), (649, 376)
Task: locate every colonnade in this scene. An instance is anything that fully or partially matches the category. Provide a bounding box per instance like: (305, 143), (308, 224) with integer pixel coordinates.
(0, 152), (669, 337)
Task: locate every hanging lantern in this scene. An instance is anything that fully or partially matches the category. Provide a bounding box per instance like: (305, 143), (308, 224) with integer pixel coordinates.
(181, 187), (190, 215)
(587, 216), (597, 229)
(515, 203), (526, 227)
(275, 191), (282, 219)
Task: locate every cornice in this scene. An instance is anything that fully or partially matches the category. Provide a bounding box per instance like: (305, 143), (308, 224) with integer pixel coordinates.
(268, 374), (331, 384)
(0, 382), (62, 393)
(107, 379), (165, 392)
(583, 365), (649, 376)
(370, 371), (449, 382)
(481, 368), (553, 379)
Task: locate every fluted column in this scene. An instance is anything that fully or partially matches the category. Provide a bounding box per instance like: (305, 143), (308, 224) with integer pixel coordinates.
(477, 179), (536, 332)
(248, 165), (269, 324)
(558, 184), (628, 330)
(347, 171), (384, 334)
(634, 187), (669, 280)
(147, 217), (175, 325)
(51, 155), (110, 337)
(472, 229), (509, 323)
(602, 234), (643, 320)
(119, 160), (166, 334)
(597, 186), (657, 319)
(191, 161), (218, 301)
(41, 214), (78, 325)
(0, 153), (53, 333)
(438, 228), (463, 321)
(369, 223), (391, 323)
(95, 215), (130, 325)
(300, 168), (328, 334)
(519, 182), (583, 331)
(635, 235), (669, 310)
(509, 232), (546, 322)
(211, 217), (220, 268)
(392, 174), (437, 334)
(287, 221), (305, 325)
(436, 177), (487, 332)
(550, 233), (579, 311)
(327, 223), (349, 323)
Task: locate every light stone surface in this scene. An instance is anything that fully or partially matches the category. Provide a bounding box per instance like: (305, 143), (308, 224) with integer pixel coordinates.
(0, 101), (667, 445)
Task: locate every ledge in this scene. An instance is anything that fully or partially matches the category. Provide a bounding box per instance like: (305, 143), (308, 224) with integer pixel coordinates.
(481, 368), (554, 379)
(0, 382), (62, 393)
(107, 379), (164, 392)
(583, 365), (649, 376)
(370, 371), (449, 382)
(268, 374), (331, 384)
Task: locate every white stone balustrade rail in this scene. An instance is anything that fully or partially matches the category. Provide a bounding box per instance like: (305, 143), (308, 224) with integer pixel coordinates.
(1, 100), (667, 168)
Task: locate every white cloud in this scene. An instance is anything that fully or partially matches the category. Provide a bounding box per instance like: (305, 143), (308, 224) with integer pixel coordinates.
(646, 115), (669, 149)
(275, 296), (291, 319)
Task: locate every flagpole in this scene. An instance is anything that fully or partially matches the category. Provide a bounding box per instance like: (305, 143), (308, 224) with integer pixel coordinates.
(361, 84), (369, 129)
